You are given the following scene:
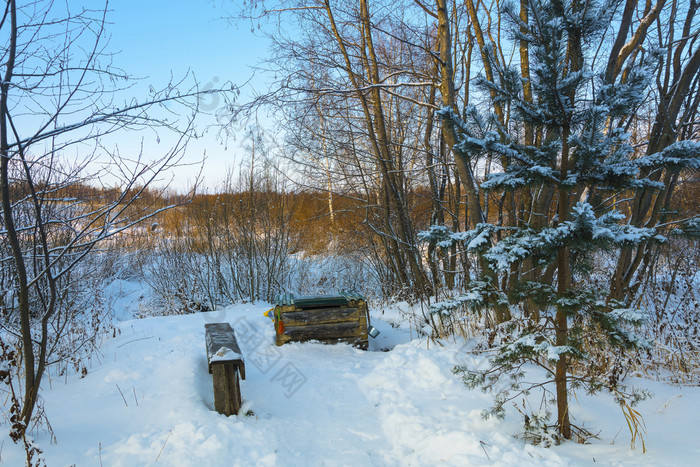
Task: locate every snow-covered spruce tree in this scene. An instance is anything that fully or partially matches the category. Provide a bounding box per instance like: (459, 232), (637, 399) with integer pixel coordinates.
(423, 0), (694, 441)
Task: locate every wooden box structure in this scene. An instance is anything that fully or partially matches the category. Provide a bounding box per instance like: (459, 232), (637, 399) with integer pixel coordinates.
(274, 291), (369, 349)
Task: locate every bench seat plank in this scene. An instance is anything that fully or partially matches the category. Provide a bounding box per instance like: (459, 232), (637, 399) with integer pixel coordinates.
(205, 323), (245, 379)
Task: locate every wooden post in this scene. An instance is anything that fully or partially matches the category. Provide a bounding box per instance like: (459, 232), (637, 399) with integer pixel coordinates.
(211, 363), (242, 416)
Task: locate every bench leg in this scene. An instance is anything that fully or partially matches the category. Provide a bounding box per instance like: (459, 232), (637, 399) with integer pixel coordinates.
(212, 363), (242, 416)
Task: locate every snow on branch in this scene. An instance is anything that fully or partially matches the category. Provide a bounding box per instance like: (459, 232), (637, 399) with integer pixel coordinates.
(484, 203), (659, 271)
(637, 140), (700, 170)
(419, 223), (498, 251)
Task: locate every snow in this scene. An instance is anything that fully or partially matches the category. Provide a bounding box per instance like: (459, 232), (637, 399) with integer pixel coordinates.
(3, 301), (700, 465)
(210, 346), (243, 363)
(638, 140), (700, 170)
(608, 308), (647, 325)
(104, 279), (149, 320)
(504, 334), (574, 362)
(430, 293), (483, 316)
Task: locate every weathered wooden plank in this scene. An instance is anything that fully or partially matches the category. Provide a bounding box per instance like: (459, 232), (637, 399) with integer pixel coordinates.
(212, 363), (241, 416)
(280, 307), (361, 326)
(280, 322), (360, 342)
(275, 291), (365, 308)
(276, 302), (366, 314)
(205, 323), (246, 379)
(275, 328), (368, 349)
(291, 295), (350, 308)
(358, 312), (368, 341)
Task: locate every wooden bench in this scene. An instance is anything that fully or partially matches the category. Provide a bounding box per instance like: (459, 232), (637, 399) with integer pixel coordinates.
(205, 323), (245, 416)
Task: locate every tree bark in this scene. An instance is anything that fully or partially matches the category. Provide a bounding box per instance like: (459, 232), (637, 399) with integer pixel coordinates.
(435, 0), (510, 322)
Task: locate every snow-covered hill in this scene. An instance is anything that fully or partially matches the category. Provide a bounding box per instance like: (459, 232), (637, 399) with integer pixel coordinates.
(2, 304), (699, 466)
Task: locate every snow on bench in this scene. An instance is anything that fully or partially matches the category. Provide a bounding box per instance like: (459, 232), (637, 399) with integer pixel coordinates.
(205, 323), (245, 416)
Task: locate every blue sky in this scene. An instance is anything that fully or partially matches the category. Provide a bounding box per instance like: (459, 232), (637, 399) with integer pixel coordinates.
(105, 0), (270, 191)
(108, 1), (254, 86)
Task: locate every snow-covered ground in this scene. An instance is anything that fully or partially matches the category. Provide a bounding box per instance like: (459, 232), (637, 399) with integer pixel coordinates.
(2, 301), (699, 466)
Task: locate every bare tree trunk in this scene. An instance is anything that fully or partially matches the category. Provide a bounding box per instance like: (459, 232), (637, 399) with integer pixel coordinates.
(610, 3), (700, 304)
(425, 80), (445, 289)
(0, 0), (40, 430)
(555, 124), (572, 440)
(358, 0), (429, 296)
(435, 0), (510, 322)
(322, 0), (429, 297)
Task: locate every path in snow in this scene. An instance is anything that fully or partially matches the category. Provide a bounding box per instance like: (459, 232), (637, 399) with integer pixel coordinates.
(3, 304), (699, 466)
